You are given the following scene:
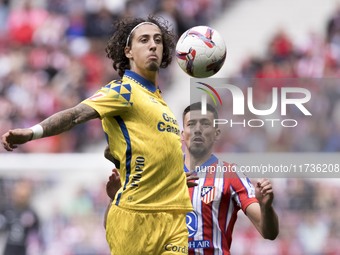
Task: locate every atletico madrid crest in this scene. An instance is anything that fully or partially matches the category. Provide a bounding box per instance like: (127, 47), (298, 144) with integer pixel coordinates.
(201, 186), (215, 204)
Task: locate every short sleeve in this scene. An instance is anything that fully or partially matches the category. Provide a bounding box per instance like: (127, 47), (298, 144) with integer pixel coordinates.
(227, 166), (258, 212)
(82, 81), (133, 118)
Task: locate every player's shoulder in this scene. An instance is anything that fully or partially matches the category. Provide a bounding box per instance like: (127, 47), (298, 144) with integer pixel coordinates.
(218, 160), (235, 172)
(99, 79), (134, 100)
(104, 79), (133, 90)
(220, 160), (234, 167)
(218, 160), (244, 179)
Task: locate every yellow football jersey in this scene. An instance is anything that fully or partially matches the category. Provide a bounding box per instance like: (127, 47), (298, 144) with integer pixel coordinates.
(82, 70), (192, 212)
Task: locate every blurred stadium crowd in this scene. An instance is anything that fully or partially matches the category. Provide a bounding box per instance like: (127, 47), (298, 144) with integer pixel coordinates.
(1, 0), (340, 254)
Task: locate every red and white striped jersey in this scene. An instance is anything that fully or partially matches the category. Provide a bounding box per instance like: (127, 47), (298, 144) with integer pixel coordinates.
(185, 154), (258, 255)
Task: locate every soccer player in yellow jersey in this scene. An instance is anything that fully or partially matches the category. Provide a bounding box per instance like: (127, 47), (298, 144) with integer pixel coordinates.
(1, 16), (192, 255)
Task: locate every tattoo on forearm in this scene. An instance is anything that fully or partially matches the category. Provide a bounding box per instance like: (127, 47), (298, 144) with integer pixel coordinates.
(40, 104), (99, 137)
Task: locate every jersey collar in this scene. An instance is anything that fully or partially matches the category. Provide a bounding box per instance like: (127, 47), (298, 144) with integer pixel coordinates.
(124, 70), (157, 93)
(184, 154), (218, 172)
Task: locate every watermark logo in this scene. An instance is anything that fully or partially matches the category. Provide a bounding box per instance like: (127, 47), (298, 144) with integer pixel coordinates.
(196, 82), (223, 108)
(193, 78), (312, 128)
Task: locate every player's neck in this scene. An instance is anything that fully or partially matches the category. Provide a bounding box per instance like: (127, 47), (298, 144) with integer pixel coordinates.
(185, 153), (212, 171)
(131, 68), (158, 87)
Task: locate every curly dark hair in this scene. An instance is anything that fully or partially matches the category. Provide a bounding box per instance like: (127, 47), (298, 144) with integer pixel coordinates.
(106, 15), (176, 77)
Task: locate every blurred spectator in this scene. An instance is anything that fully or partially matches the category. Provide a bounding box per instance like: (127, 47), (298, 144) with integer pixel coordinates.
(155, 0), (190, 36)
(66, 10), (86, 39)
(7, 1), (49, 45)
(0, 180), (42, 255)
(122, 0), (153, 19)
(155, 0), (179, 35)
(85, 7), (117, 38)
(297, 212), (329, 254)
(46, 0), (68, 15)
(267, 30), (294, 63)
(326, 4), (340, 44)
(286, 180), (316, 211)
(0, 0), (9, 37)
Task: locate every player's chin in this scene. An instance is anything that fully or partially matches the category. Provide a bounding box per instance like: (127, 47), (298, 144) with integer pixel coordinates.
(146, 61), (160, 72)
(189, 147), (207, 158)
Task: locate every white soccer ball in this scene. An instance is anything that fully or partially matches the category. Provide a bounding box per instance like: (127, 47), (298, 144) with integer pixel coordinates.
(175, 26), (227, 78)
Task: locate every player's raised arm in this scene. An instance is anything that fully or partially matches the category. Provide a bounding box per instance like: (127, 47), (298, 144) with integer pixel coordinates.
(1, 103), (99, 151)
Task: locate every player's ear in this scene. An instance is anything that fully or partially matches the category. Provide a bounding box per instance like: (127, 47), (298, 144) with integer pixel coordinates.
(214, 128), (221, 141)
(180, 130), (184, 141)
(124, 46), (132, 59)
